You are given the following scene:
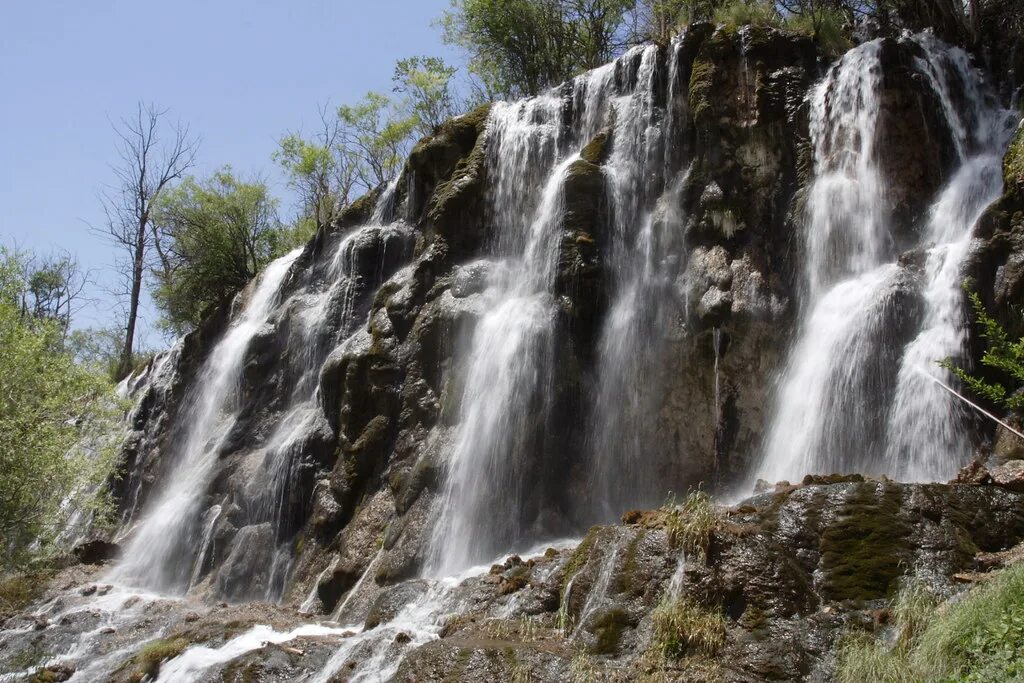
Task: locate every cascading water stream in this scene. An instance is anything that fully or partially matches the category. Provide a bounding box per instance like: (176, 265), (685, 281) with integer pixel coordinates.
(111, 248), (302, 592)
(587, 43), (694, 518)
(756, 37), (1014, 484)
(426, 43), (685, 574)
(112, 177), (409, 597)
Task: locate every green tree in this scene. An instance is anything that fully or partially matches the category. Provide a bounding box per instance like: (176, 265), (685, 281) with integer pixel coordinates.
(440, 0), (633, 98)
(274, 106), (360, 233)
(0, 249), (120, 569)
(338, 92), (418, 189)
(393, 56), (461, 136)
(10, 250), (88, 342)
(151, 169), (282, 335)
(941, 290), (1024, 411)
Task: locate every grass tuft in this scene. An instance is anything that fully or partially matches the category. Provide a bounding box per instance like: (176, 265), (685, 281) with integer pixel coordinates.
(125, 636), (189, 682)
(664, 490), (718, 557)
(650, 595), (726, 660)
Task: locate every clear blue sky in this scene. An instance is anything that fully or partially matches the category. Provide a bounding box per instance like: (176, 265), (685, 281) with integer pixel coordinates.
(0, 0), (459, 348)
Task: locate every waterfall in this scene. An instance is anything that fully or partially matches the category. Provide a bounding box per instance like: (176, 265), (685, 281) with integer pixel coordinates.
(587, 44), (677, 518)
(424, 134), (572, 575)
(111, 176), (411, 596)
(426, 43), (690, 574)
(423, 60), (624, 575)
(112, 248), (302, 592)
(757, 38), (1014, 484)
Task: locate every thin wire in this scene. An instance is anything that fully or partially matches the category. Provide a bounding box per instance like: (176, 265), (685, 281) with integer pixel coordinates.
(915, 367), (1024, 443)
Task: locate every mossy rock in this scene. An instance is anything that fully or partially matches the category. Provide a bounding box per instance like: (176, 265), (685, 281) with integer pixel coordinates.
(562, 526), (601, 593)
(689, 59), (717, 123)
(588, 607), (632, 655)
(580, 130), (610, 165)
(336, 186), (382, 230)
(818, 483), (912, 602)
(123, 636), (190, 682)
(562, 158), (605, 235)
(1005, 124), (1024, 189)
(613, 530), (647, 598)
(410, 103), (492, 189)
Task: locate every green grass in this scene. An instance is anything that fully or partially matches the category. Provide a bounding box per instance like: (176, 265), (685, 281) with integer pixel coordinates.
(664, 490), (718, 557)
(837, 565), (1024, 682)
(650, 595), (726, 660)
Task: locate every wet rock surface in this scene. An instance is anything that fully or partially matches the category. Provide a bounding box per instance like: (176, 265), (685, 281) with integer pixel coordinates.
(34, 13), (1024, 683)
(8, 481), (1024, 681)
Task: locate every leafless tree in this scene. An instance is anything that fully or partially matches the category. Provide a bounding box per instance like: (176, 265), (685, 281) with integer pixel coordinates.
(99, 103), (197, 379)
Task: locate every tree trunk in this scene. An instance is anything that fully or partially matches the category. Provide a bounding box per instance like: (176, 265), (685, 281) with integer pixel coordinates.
(118, 218), (147, 379)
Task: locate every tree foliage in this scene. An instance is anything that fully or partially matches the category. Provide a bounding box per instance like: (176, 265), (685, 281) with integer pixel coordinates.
(0, 249), (121, 569)
(440, 0), (634, 98)
(393, 56), (461, 136)
(941, 290), (1024, 412)
(150, 169), (283, 335)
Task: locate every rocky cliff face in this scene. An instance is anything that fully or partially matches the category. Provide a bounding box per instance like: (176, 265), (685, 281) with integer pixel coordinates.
(107, 24), (1019, 608)
(9, 20), (1024, 683)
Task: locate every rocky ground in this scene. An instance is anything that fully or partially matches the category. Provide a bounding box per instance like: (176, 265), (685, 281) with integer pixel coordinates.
(4, 469), (1024, 682)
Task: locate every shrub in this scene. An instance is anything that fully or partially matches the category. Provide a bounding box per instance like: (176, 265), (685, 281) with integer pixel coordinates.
(0, 250), (122, 568)
(784, 8), (851, 56)
(941, 289), (1024, 411)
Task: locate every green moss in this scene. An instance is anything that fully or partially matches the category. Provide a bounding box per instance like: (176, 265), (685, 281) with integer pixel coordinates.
(562, 527), (600, 592)
(580, 130), (610, 165)
(589, 607), (630, 655)
(1005, 125), (1024, 189)
(688, 59), (716, 122)
(819, 483), (911, 602)
(125, 636), (189, 682)
(615, 530), (647, 597)
(739, 604), (768, 633)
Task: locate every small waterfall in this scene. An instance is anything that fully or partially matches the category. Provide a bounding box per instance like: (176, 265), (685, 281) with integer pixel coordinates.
(425, 148), (572, 575)
(111, 175), (412, 597)
(111, 248), (302, 592)
(757, 37), (1014, 484)
(587, 44), (693, 518)
(426, 44), (685, 574)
